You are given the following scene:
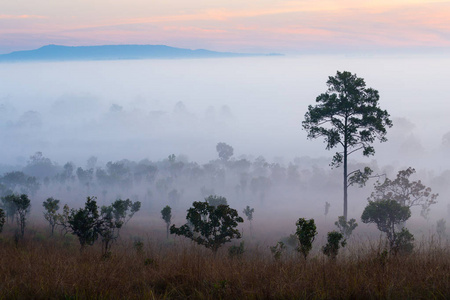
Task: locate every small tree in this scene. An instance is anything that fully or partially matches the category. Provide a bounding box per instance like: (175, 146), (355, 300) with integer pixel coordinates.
(392, 228), (414, 255)
(243, 205), (254, 235)
(170, 200), (244, 253)
(206, 195), (227, 207)
(243, 205), (254, 221)
(1, 194), (17, 223)
(295, 218), (317, 259)
(369, 167), (438, 218)
(99, 199), (141, 256)
(56, 204), (70, 235)
(68, 197), (101, 252)
(322, 231), (346, 259)
(161, 205), (172, 239)
(43, 197), (60, 236)
(228, 241), (245, 258)
(270, 241), (286, 260)
(361, 199), (411, 251)
(436, 219), (446, 241)
(324, 202), (330, 216)
(1, 194), (31, 237)
(0, 208), (5, 233)
(216, 142), (234, 162)
(335, 216), (358, 239)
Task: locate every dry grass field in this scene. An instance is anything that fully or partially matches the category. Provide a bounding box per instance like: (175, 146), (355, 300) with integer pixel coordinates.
(1, 222), (450, 300)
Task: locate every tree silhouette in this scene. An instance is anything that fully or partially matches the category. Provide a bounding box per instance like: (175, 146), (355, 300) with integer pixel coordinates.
(43, 197), (60, 236)
(216, 142), (234, 161)
(161, 205), (172, 239)
(1, 194), (31, 237)
(170, 200), (243, 253)
(361, 199), (411, 251)
(369, 167), (438, 218)
(302, 71), (392, 220)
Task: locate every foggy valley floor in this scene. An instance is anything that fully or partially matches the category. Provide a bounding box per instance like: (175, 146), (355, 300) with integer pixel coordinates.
(0, 54), (449, 299)
(1, 221), (450, 299)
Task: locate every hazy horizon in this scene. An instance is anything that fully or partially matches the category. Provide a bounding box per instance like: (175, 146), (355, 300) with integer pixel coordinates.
(0, 53), (449, 171)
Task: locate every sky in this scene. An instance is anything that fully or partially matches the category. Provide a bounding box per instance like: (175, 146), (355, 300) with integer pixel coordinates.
(1, 0), (450, 54)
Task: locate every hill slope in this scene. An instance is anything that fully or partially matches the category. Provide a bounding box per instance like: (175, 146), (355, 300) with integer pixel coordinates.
(0, 44), (277, 62)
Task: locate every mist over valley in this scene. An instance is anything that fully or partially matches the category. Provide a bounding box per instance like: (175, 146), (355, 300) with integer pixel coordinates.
(1, 53), (449, 232)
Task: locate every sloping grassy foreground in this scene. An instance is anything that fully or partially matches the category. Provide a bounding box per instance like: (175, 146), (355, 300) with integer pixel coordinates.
(1, 227), (450, 299)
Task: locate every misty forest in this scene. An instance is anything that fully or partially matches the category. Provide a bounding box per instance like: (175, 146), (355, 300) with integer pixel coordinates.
(1, 56), (450, 299)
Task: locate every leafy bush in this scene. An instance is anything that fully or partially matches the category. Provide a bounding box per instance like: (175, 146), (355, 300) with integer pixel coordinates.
(392, 228), (414, 255)
(170, 200), (243, 253)
(322, 231), (346, 259)
(99, 199), (141, 255)
(228, 241), (245, 258)
(42, 197), (60, 236)
(68, 197), (101, 251)
(335, 216), (358, 239)
(361, 199), (411, 252)
(270, 241), (286, 260)
(0, 208), (4, 233)
(1, 194), (31, 237)
(295, 218), (317, 259)
(161, 205), (172, 239)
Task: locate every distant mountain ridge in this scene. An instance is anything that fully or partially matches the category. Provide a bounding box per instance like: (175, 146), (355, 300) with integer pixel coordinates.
(0, 44), (282, 62)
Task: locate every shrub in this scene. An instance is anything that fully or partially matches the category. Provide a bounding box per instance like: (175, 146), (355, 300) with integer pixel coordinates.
(361, 199), (411, 252)
(295, 218), (317, 259)
(170, 200), (243, 253)
(42, 197), (60, 236)
(322, 231), (346, 259)
(335, 216), (358, 239)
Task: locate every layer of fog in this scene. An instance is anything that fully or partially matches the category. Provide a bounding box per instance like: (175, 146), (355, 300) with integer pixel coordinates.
(1, 54), (450, 242)
(1, 54), (449, 169)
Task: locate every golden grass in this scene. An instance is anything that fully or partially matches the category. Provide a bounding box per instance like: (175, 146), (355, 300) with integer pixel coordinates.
(1, 224), (450, 299)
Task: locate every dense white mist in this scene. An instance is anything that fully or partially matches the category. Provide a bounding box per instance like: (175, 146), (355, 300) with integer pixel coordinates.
(0, 54), (449, 170)
(2, 54), (450, 244)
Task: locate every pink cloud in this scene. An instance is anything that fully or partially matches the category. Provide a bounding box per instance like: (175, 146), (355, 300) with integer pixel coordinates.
(0, 15), (46, 20)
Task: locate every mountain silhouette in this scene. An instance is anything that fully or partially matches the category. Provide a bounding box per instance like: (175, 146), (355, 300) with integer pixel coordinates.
(0, 44), (281, 62)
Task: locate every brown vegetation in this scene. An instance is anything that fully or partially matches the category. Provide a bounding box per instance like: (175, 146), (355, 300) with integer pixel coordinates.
(1, 224), (450, 299)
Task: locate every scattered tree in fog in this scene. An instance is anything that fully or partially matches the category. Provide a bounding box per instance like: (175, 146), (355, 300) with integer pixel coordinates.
(216, 142), (234, 162)
(391, 228), (414, 255)
(0, 171), (39, 196)
(1, 194), (17, 223)
(322, 231), (346, 260)
(228, 241), (245, 258)
(161, 205), (172, 239)
(295, 218), (317, 259)
(170, 200), (244, 253)
(1, 194), (31, 237)
(361, 199), (411, 252)
(436, 219), (446, 242)
(54, 162), (75, 184)
(43, 197), (60, 236)
(369, 167), (438, 218)
(335, 216), (358, 239)
(243, 205), (255, 236)
(270, 241), (286, 260)
(56, 204), (70, 236)
(99, 199), (141, 256)
(0, 208), (4, 233)
(206, 195), (228, 207)
(168, 189), (181, 205)
(67, 197), (101, 252)
(324, 202), (330, 216)
(303, 71), (392, 220)
(23, 152), (58, 179)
